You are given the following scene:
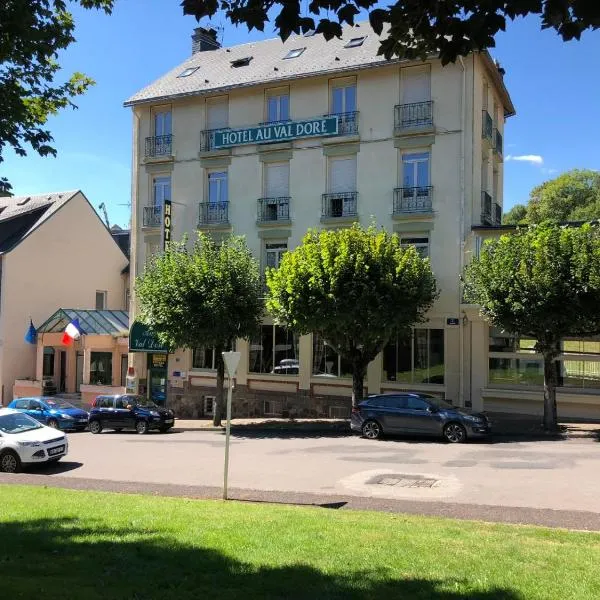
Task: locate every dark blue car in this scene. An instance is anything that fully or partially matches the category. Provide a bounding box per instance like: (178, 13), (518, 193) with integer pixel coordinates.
(8, 397), (89, 431)
(350, 393), (490, 443)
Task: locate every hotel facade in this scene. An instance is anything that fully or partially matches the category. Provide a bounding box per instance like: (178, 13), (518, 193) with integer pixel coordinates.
(125, 23), (600, 420)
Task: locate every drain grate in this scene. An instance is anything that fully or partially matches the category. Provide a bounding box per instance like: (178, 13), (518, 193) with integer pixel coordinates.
(367, 473), (440, 489)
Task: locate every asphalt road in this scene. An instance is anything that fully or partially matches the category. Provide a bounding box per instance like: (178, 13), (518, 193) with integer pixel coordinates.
(3, 428), (600, 530)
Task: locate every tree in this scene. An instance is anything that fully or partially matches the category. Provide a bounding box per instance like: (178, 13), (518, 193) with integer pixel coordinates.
(182, 0), (600, 63)
(136, 234), (263, 426)
(503, 204), (527, 225)
(0, 0), (114, 194)
(266, 224), (438, 407)
(463, 223), (600, 431)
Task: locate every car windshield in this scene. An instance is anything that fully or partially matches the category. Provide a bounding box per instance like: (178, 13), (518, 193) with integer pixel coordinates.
(127, 396), (159, 408)
(45, 399), (75, 410)
(0, 413), (44, 434)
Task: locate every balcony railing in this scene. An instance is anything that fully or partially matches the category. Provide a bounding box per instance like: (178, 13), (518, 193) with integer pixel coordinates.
(481, 191), (493, 225)
(143, 205), (162, 228)
(325, 111), (359, 136)
(198, 202), (229, 225)
(200, 127), (231, 152)
(494, 128), (503, 156)
(394, 101), (433, 132)
(393, 186), (433, 214)
(482, 110), (493, 141)
(321, 192), (358, 219)
(257, 197), (290, 222)
(494, 202), (502, 225)
(145, 135), (172, 158)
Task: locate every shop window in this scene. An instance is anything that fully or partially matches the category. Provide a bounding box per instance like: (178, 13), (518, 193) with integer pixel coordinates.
(382, 329), (444, 384)
(312, 334), (353, 378)
(43, 347), (55, 377)
(90, 352), (113, 386)
(249, 325), (299, 374)
(192, 342), (235, 370)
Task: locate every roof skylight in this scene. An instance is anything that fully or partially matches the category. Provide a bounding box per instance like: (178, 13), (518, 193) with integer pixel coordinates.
(231, 56), (253, 68)
(345, 36), (366, 48)
(303, 29), (316, 37)
(16, 197), (30, 206)
(178, 66), (200, 78)
(284, 47), (306, 59)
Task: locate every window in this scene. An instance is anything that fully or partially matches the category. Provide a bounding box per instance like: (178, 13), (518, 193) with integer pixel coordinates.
(401, 236), (430, 259)
(16, 197), (30, 206)
(231, 57), (252, 68)
(178, 66), (199, 78)
(400, 65), (431, 105)
(95, 290), (107, 310)
(43, 347), (55, 377)
(265, 162), (289, 197)
(383, 329), (445, 384)
(265, 242), (287, 271)
(249, 325), (299, 375)
(14, 399), (29, 409)
(204, 396), (215, 416)
(266, 92), (290, 123)
(153, 176), (171, 208)
(90, 352), (113, 386)
(402, 152), (430, 190)
(329, 156), (357, 193)
(303, 29), (316, 37)
(192, 342), (235, 370)
(331, 84), (356, 114)
(154, 110), (172, 137)
(207, 97), (229, 130)
(312, 334), (353, 378)
(208, 171), (227, 204)
(284, 47), (305, 59)
(406, 396), (429, 411)
(115, 397), (129, 409)
(345, 36), (365, 48)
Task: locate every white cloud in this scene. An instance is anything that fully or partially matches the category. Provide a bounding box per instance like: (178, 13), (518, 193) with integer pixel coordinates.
(505, 154), (544, 165)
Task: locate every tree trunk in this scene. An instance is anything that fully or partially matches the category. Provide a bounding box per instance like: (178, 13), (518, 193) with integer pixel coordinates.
(351, 364), (366, 409)
(213, 345), (225, 427)
(542, 352), (559, 432)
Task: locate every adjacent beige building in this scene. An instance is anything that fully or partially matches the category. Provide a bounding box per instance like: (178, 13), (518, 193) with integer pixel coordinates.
(0, 191), (129, 404)
(124, 22), (600, 420)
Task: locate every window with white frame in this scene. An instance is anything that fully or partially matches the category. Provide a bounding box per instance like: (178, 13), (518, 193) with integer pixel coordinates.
(400, 235), (430, 259)
(402, 152), (430, 190)
(154, 110), (172, 137)
(265, 242), (287, 271)
(331, 83), (356, 114)
(326, 156), (357, 217)
(153, 176), (171, 208)
(264, 162), (290, 198)
(206, 97), (229, 130)
(208, 171), (228, 204)
(266, 91), (290, 123)
(95, 290), (107, 310)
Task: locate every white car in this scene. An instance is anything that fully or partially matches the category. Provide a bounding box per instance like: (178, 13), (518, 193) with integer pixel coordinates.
(0, 408), (69, 473)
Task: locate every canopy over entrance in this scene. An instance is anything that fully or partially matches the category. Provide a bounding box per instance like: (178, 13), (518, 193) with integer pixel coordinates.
(37, 309), (129, 336)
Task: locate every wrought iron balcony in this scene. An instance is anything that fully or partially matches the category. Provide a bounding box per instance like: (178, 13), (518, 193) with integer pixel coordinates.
(325, 111), (359, 136)
(494, 202), (502, 226)
(494, 128), (503, 157)
(482, 110), (493, 141)
(481, 191), (493, 225)
(142, 205), (162, 228)
(394, 101), (433, 133)
(393, 186), (433, 214)
(200, 127), (231, 152)
(198, 202), (229, 225)
(257, 197), (290, 223)
(145, 135), (172, 158)
(321, 192), (358, 219)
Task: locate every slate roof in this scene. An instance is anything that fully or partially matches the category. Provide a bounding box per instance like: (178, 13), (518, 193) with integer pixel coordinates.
(125, 21), (514, 115)
(37, 309), (129, 336)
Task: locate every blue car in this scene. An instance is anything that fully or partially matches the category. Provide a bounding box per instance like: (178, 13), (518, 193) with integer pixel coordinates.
(8, 397), (89, 431)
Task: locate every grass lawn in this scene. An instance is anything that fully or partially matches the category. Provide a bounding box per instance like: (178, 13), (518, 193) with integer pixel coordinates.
(1, 486), (599, 599)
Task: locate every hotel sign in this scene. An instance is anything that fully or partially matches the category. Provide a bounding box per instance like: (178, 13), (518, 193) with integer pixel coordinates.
(162, 199), (172, 250)
(213, 116), (339, 149)
(129, 321), (169, 354)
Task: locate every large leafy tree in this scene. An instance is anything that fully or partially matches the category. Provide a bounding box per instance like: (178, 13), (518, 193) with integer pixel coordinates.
(266, 224), (438, 407)
(504, 170), (600, 225)
(182, 0), (600, 62)
(136, 234), (263, 426)
(0, 0), (114, 194)
(463, 223), (600, 431)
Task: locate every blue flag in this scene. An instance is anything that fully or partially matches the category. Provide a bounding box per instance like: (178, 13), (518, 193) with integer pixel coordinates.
(24, 320), (37, 345)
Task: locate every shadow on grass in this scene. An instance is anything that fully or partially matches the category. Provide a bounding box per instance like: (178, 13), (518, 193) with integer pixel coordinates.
(0, 517), (523, 600)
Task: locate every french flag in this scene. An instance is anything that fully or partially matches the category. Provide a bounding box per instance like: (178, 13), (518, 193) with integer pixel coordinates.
(62, 319), (82, 346)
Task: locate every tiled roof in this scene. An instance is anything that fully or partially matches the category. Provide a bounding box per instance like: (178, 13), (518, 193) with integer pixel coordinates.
(125, 22), (395, 106)
(0, 191), (78, 223)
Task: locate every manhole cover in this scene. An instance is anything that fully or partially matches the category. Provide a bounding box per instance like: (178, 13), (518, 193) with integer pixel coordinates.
(367, 473), (439, 489)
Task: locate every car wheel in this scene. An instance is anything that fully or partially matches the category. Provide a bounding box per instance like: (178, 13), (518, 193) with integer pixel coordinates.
(47, 419), (59, 429)
(0, 450), (21, 473)
(89, 420), (103, 435)
(444, 422), (467, 443)
(362, 420), (382, 440)
(136, 420), (149, 435)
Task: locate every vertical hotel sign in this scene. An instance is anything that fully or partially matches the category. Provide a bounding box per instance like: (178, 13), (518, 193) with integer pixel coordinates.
(162, 199), (172, 250)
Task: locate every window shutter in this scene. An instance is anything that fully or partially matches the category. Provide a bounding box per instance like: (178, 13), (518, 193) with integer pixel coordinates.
(207, 98), (229, 129)
(329, 157), (356, 193)
(266, 163), (289, 197)
(401, 66), (431, 104)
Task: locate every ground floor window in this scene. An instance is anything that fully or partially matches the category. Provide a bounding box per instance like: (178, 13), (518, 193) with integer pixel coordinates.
(249, 325), (299, 374)
(192, 342), (235, 370)
(382, 329), (444, 384)
(90, 352), (112, 386)
(312, 334), (353, 378)
(43, 347), (55, 377)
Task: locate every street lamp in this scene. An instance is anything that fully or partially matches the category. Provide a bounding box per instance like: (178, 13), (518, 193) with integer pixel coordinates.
(222, 351), (241, 500)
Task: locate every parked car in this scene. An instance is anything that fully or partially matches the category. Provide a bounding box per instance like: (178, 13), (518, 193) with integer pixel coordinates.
(8, 397), (89, 431)
(0, 408), (68, 473)
(272, 359), (299, 375)
(89, 395), (175, 434)
(350, 393), (490, 443)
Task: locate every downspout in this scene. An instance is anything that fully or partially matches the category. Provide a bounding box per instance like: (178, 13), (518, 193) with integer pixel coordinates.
(458, 55), (466, 407)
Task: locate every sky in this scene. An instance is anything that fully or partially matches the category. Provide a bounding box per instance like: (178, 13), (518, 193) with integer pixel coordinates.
(2, 1), (600, 228)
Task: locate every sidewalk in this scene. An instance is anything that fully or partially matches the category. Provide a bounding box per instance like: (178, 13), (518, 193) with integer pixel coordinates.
(173, 414), (600, 439)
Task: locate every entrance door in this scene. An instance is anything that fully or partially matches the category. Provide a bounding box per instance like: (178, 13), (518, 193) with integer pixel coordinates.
(59, 351), (66, 393)
(120, 355), (128, 387)
(76, 352), (84, 392)
(147, 353), (168, 406)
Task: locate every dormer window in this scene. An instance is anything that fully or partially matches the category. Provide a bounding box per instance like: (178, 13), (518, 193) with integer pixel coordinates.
(231, 56), (253, 68)
(345, 37), (366, 48)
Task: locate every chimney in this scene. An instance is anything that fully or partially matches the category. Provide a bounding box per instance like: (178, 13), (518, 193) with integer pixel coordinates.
(192, 27), (220, 54)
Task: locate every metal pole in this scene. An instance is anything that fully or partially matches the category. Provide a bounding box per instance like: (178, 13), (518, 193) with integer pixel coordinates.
(223, 375), (233, 500)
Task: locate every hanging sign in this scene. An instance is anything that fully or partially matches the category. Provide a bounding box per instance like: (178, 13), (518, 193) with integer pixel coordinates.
(163, 199), (172, 250)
